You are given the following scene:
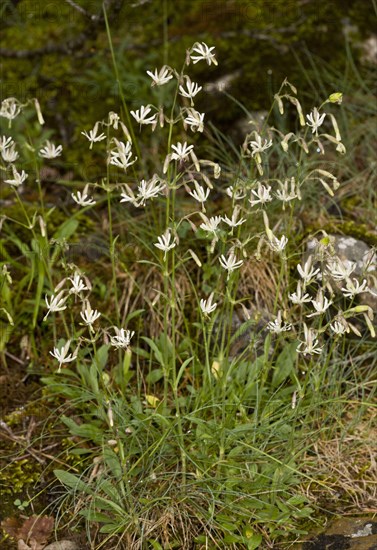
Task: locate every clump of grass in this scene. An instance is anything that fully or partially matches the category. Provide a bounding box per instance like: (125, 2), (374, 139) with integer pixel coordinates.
(1, 29), (376, 550)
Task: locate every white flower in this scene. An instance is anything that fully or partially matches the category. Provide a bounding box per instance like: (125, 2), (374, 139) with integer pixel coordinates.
(0, 135), (14, 152)
(136, 175), (166, 206)
(81, 122), (106, 149)
(222, 207), (246, 228)
(200, 215), (222, 234)
(184, 109), (205, 132)
(146, 66), (173, 86)
(225, 185), (246, 200)
(267, 234), (288, 254)
(164, 142), (199, 173)
(306, 108), (326, 134)
(267, 311), (292, 333)
(200, 293), (217, 316)
(80, 301), (101, 329)
(110, 327), (135, 349)
(341, 278), (369, 298)
(219, 252), (243, 280)
(4, 165), (28, 187)
(39, 140), (63, 159)
(68, 273), (89, 295)
(297, 256), (320, 285)
(108, 111), (120, 128)
(50, 340), (77, 371)
(188, 181), (210, 204)
(109, 138), (137, 171)
(120, 184), (138, 205)
(248, 135), (273, 157)
(289, 281), (311, 305)
(249, 183), (272, 207)
(275, 177), (300, 206)
(71, 184), (96, 207)
(190, 42), (218, 66)
(171, 141), (194, 162)
(1, 144), (19, 163)
(297, 324), (323, 355)
(0, 98), (22, 122)
(130, 105), (157, 127)
(306, 289), (333, 318)
(179, 77), (202, 105)
(330, 320), (348, 335)
(262, 211), (288, 254)
(44, 290), (67, 320)
(154, 229), (177, 259)
(326, 258), (356, 281)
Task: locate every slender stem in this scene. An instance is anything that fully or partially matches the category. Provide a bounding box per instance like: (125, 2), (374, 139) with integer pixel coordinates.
(13, 190), (53, 288)
(102, 3), (141, 161)
(162, 0), (169, 66)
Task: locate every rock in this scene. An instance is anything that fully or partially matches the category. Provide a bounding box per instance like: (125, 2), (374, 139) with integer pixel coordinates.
(302, 517), (377, 550)
(306, 234), (377, 314)
(361, 34), (377, 65)
(44, 541), (79, 550)
(307, 235), (377, 278)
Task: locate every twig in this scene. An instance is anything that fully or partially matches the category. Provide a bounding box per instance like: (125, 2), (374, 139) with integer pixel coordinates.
(64, 0), (100, 21)
(5, 350), (26, 365)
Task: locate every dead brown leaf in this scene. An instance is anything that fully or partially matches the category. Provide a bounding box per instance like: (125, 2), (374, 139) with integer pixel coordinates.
(1, 516), (21, 538)
(2, 515), (54, 549)
(19, 516), (54, 546)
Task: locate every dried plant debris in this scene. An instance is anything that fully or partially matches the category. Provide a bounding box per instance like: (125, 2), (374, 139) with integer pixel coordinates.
(1, 515), (54, 550)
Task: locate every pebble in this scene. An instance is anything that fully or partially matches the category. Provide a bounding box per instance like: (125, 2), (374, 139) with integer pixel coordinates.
(44, 541), (79, 550)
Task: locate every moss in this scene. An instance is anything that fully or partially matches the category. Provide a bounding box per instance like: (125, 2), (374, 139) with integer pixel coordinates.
(0, 459), (40, 496)
(1, 0), (375, 171)
(324, 220), (377, 247)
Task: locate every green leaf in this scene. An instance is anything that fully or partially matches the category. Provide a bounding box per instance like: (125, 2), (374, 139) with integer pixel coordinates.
(80, 509), (112, 523)
(94, 345), (109, 370)
(68, 448), (94, 456)
(122, 348), (132, 377)
(99, 523), (123, 534)
(93, 495), (127, 516)
(146, 368), (164, 384)
(228, 445), (246, 458)
(53, 218), (79, 240)
(148, 540), (164, 550)
(141, 336), (165, 367)
(223, 534), (243, 543)
(98, 480), (123, 504)
(174, 356), (194, 390)
(246, 534), (262, 549)
(124, 308), (144, 324)
(272, 342), (297, 387)
(294, 506), (314, 518)
(0, 307), (14, 325)
(286, 495), (307, 506)
(31, 241), (45, 328)
(103, 448), (123, 480)
(54, 469), (92, 494)
(61, 416), (104, 443)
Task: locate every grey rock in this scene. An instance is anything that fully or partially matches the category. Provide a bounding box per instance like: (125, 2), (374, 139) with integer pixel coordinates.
(307, 235), (376, 277)
(44, 541), (79, 550)
(307, 234), (377, 313)
(302, 517), (377, 550)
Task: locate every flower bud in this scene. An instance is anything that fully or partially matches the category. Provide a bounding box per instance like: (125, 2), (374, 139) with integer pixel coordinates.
(328, 92), (343, 104)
